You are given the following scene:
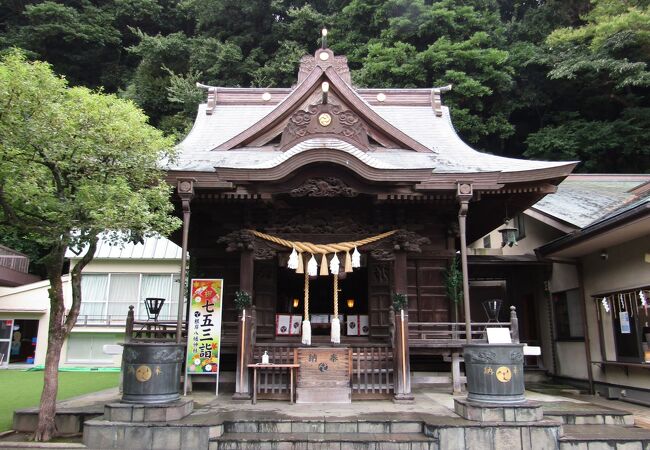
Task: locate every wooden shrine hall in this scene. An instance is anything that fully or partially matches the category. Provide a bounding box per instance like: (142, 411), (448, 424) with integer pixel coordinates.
(164, 31), (577, 402)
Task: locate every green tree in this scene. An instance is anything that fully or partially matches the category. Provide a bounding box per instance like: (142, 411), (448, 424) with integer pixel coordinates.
(524, 0), (650, 172)
(0, 50), (180, 441)
(349, 0), (516, 146)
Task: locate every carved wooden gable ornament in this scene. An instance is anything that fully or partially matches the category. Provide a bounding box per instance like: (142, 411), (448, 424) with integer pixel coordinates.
(279, 102), (370, 151)
(218, 46), (431, 153)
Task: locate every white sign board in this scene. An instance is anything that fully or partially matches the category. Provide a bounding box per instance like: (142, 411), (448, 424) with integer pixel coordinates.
(486, 327), (512, 344)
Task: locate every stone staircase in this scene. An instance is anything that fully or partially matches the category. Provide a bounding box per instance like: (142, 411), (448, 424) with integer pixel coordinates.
(209, 418), (437, 450)
(544, 403), (650, 450)
(559, 424), (650, 450)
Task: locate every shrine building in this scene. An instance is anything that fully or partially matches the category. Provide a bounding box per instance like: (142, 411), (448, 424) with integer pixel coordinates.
(165, 36), (576, 401)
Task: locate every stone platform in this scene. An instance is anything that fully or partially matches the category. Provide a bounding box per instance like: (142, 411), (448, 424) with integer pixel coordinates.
(454, 398), (543, 422)
(5, 387), (650, 449)
(102, 398), (193, 422)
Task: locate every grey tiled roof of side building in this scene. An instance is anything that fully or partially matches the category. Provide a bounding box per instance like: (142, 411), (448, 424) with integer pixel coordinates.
(532, 177), (650, 228)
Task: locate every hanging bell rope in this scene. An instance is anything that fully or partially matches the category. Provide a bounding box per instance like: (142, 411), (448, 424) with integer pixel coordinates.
(302, 270), (311, 345)
(331, 273), (340, 344)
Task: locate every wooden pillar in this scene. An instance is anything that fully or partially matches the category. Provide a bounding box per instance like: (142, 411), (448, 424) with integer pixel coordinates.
(176, 179), (194, 345)
(393, 250), (413, 402)
(240, 249), (254, 295)
(577, 262), (595, 395)
(233, 249), (255, 399)
(233, 306), (256, 399)
(456, 183), (473, 342)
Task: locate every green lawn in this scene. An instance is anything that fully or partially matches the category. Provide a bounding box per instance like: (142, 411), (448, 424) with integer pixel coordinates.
(0, 371), (119, 432)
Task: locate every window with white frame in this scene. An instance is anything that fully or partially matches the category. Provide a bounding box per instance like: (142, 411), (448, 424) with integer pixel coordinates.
(78, 273), (181, 323)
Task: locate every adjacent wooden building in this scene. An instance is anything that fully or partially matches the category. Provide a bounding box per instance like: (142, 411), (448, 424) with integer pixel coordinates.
(165, 42), (576, 400)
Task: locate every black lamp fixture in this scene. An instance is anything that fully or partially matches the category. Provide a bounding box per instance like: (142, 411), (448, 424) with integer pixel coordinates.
(498, 202), (518, 248)
(482, 299), (503, 323)
(499, 221), (518, 248)
(144, 297), (166, 321)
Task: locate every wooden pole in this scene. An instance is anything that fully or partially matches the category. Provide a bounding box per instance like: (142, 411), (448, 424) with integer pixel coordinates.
(456, 183), (472, 342)
(240, 309), (245, 391)
(234, 249), (254, 399)
(176, 180), (194, 344)
(577, 262), (595, 395)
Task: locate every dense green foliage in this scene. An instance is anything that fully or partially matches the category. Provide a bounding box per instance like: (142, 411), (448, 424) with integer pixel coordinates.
(1, 0), (648, 172)
(0, 51), (179, 254)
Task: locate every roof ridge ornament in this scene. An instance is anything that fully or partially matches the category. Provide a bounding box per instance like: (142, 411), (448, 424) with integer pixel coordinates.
(431, 84), (452, 117)
(197, 83), (218, 115)
(298, 29), (351, 85)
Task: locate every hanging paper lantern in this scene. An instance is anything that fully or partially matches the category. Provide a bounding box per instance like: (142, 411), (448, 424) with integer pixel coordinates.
(640, 290), (647, 307)
(288, 247), (298, 269)
(352, 246), (361, 268)
(307, 254), (318, 276)
(601, 297), (610, 313)
(330, 253), (340, 275)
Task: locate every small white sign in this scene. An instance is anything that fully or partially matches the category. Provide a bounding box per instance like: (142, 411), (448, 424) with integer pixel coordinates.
(486, 327), (512, 344)
(620, 311), (631, 334)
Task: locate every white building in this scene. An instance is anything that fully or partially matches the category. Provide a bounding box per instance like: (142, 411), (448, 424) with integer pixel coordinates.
(0, 236), (181, 368)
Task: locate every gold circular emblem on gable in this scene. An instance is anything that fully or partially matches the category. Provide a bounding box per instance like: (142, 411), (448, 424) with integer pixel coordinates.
(495, 366), (512, 383)
(319, 51), (330, 61)
(318, 113), (332, 127)
(135, 365), (152, 382)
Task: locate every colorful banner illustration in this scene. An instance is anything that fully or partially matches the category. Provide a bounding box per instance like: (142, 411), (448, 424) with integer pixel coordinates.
(186, 279), (223, 375)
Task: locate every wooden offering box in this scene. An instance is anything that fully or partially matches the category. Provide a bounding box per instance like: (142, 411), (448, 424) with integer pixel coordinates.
(295, 347), (351, 404)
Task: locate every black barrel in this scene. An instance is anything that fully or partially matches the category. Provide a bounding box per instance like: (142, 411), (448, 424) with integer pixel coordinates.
(463, 343), (525, 404)
(121, 342), (184, 404)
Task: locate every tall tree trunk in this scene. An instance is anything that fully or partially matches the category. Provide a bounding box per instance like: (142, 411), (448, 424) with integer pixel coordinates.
(34, 252), (66, 441)
(34, 236), (97, 441)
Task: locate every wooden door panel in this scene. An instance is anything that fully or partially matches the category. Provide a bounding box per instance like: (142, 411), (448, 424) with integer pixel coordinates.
(407, 259), (448, 323)
(254, 259), (277, 340)
(368, 259), (392, 340)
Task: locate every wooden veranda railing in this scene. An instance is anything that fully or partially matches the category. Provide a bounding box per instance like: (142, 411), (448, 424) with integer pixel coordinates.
(124, 305), (239, 346)
(408, 306), (520, 347)
(251, 345), (294, 400)
(407, 306), (520, 393)
(249, 344), (396, 400)
(351, 345), (394, 399)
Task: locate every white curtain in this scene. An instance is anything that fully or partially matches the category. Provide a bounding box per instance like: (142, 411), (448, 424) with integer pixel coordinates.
(140, 275), (172, 320)
(107, 274), (139, 318)
(79, 275), (108, 319)
(171, 274), (183, 320)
